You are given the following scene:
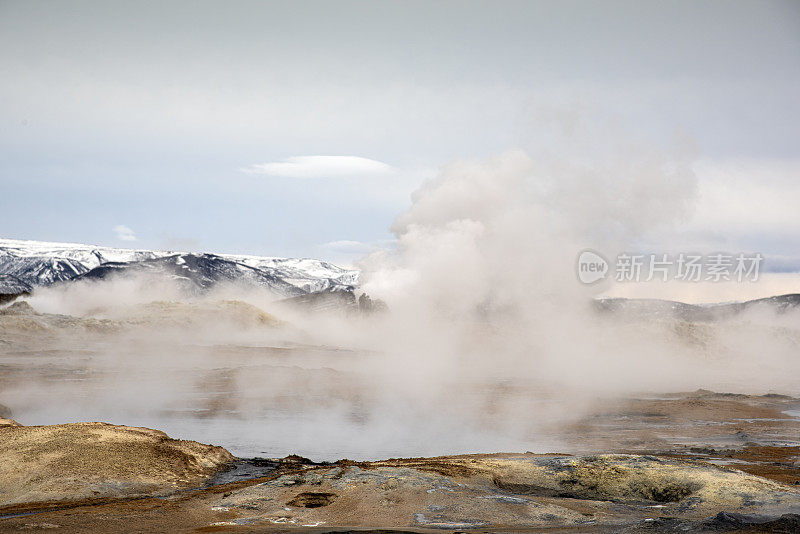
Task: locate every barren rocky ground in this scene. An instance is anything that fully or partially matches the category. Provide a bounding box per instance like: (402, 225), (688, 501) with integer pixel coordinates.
(1, 392), (798, 532)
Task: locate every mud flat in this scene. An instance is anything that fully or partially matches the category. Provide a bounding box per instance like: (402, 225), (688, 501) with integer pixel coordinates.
(1, 420), (800, 532)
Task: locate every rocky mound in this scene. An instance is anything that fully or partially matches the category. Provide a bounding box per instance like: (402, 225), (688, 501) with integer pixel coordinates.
(0, 299), (283, 343)
(0, 300), (118, 338)
(116, 299), (283, 329)
(215, 453), (800, 529)
(0, 421), (234, 509)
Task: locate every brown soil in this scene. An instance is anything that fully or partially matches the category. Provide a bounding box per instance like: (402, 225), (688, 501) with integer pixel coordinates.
(0, 421), (234, 509)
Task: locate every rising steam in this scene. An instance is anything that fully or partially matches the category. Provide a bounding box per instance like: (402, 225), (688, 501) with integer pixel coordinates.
(2, 145), (799, 461)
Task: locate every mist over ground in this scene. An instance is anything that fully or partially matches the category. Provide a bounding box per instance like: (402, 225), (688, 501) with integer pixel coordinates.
(4, 147), (799, 461)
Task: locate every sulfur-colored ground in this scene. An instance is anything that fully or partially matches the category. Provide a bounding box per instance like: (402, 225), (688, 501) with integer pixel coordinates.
(0, 421), (233, 509)
(1, 449), (800, 532)
(203, 453), (800, 531)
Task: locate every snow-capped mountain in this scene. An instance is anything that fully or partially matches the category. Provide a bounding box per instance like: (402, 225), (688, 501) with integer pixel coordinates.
(0, 275), (32, 301)
(0, 238), (359, 297)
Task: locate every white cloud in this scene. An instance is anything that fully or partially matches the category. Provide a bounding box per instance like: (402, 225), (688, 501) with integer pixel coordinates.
(240, 156), (393, 179)
(113, 225), (137, 241)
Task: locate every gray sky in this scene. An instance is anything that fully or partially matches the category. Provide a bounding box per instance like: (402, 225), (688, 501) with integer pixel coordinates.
(1, 0), (798, 264)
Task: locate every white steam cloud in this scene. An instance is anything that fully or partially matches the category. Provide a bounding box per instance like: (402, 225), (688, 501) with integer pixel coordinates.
(4, 142), (800, 462)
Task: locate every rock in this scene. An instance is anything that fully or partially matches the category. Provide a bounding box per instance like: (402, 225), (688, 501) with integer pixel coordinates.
(212, 454), (800, 529)
(0, 422), (234, 509)
(0, 301), (36, 315)
(278, 289), (386, 315)
(358, 293), (387, 314)
(699, 511), (800, 532)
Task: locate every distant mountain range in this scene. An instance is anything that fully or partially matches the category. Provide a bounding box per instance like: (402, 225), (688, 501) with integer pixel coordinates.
(595, 294), (800, 321)
(0, 238), (359, 298)
(3, 238), (798, 319)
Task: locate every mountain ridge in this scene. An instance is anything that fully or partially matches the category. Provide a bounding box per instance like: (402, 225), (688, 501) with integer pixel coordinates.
(594, 293), (800, 321)
(0, 238), (359, 297)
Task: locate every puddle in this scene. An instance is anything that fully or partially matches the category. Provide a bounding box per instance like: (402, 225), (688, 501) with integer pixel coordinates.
(704, 458), (750, 466)
(206, 458), (281, 486)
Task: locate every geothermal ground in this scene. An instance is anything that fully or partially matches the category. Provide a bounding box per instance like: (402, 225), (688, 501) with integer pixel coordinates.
(1, 392), (799, 532)
(1, 298), (799, 532)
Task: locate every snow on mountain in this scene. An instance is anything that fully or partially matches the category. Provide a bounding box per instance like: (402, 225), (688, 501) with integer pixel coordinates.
(74, 254), (306, 296)
(0, 238), (359, 297)
(222, 255), (360, 293)
(0, 274), (32, 296)
(0, 238), (160, 286)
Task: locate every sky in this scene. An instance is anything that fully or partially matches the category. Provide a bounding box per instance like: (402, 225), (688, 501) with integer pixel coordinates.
(0, 0), (798, 266)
